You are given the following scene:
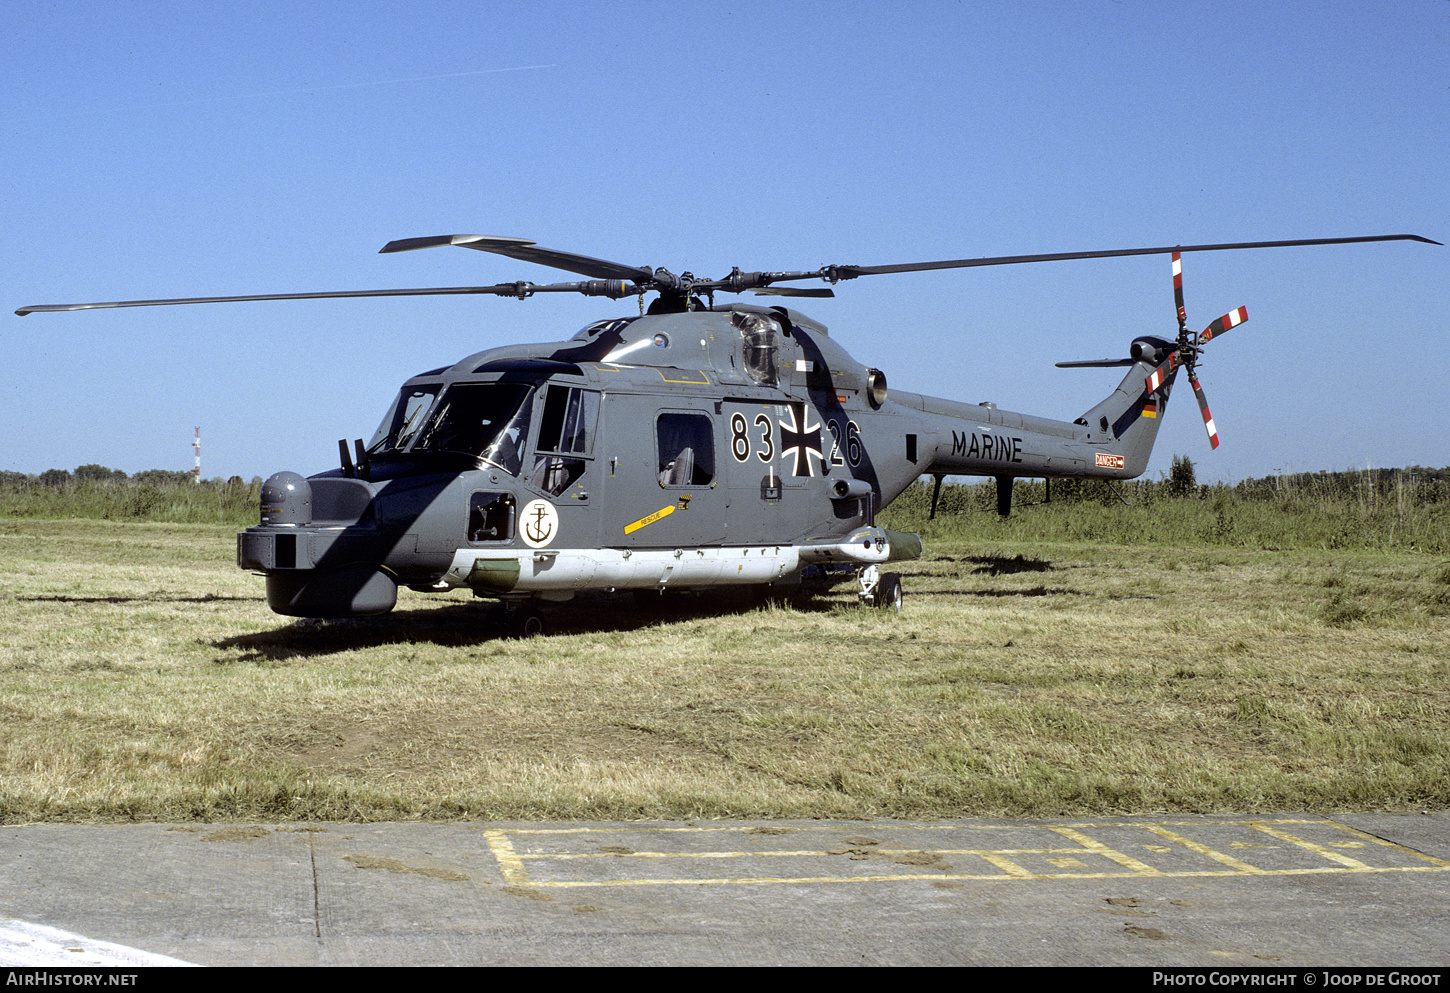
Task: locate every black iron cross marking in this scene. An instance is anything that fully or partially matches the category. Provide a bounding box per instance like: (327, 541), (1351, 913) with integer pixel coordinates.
(779, 402), (823, 477)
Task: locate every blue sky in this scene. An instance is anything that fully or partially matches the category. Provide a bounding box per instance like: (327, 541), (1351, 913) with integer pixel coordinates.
(6, 0), (1446, 484)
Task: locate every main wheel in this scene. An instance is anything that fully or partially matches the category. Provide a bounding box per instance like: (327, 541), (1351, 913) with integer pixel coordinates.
(875, 573), (904, 611)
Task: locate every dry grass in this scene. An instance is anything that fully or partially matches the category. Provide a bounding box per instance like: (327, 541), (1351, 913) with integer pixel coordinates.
(1, 519), (1447, 823)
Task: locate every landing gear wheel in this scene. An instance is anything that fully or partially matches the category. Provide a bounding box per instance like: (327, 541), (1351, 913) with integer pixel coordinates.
(856, 565), (904, 610)
(875, 572), (904, 611)
(511, 604), (545, 638)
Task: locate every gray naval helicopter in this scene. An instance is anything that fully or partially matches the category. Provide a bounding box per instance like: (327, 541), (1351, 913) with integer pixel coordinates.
(18, 232), (1438, 634)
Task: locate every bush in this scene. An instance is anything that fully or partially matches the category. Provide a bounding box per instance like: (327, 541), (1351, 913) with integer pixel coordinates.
(75, 464), (128, 484)
(1168, 454), (1197, 497)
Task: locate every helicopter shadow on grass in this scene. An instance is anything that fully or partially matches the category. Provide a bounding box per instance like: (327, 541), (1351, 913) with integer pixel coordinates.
(207, 587), (841, 664)
(960, 554), (1055, 576)
(901, 553), (1160, 600)
(21, 592), (258, 605)
(897, 554), (1088, 599)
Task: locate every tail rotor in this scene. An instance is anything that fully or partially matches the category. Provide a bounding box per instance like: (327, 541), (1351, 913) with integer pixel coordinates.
(1141, 250), (1245, 450)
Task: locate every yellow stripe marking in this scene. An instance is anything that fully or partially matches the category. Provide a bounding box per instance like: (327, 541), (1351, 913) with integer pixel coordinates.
(484, 829), (530, 886)
(510, 865), (1450, 889)
(1050, 826), (1165, 875)
(1251, 822), (1371, 869)
(477, 820), (1450, 890)
(544, 845), (1142, 861)
(1320, 819), (1450, 867)
(975, 853), (1033, 877)
(624, 504), (675, 534)
(1141, 823), (1267, 873)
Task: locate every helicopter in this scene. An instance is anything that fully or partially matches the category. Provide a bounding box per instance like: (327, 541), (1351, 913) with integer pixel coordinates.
(17, 232), (1439, 635)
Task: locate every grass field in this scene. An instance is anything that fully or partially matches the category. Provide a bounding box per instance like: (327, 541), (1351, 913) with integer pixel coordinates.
(2, 516), (1447, 823)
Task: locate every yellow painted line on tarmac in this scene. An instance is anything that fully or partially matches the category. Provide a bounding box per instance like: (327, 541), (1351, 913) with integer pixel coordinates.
(484, 829), (530, 887)
(1251, 821), (1372, 869)
(1321, 819), (1450, 868)
(541, 846), (1092, 861)
(497, 865), (1450, 890)
(1049, 826), (1165, 875)
(521, 873), (1019, 888)
(976, 852), (1032, 878)
(1140, 823), (1267, 874)
(479, 820), (1450, 890)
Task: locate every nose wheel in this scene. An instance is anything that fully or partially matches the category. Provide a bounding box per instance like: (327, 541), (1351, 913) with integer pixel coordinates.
(857, 565), (904, 610)
(510, 603), (545, 638)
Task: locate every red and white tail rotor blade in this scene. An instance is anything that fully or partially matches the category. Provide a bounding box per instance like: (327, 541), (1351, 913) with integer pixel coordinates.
(1199, 306), (1247, 345)
(1189, 371), (1220, 450)
(1144, 351), (1180, 394)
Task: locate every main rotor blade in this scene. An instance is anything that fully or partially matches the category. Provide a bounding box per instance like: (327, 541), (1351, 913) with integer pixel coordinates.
(15, 281), (640, 315)
(20, 231), (1438, 316)
(1199, 306), (1247, 344)
(750, 286), (835, 298)
(380, 233), (655, 282)
(1055, 358), (1136, 368)
(817, 234), (1441, 282)
(1173, 251), (1187, 333)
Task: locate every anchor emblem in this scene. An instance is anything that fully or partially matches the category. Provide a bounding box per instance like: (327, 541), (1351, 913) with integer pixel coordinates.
(519, 499), (559, 548)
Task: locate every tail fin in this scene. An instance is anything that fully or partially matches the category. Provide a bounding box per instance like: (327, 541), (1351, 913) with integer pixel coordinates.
(1076, 338), (1177, 478)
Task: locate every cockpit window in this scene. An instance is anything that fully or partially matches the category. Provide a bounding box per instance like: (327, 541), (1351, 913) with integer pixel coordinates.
(526, 386), (598, 496)
(405, 382), (535, 474)
(368, 385), (442, 455)
(537, 386), (598, 455)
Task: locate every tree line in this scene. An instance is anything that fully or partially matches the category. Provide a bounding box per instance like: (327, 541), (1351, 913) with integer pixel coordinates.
(0, 464), (264, 526)
(1, 464), (263, 490)
(886, 456), (1450, 554)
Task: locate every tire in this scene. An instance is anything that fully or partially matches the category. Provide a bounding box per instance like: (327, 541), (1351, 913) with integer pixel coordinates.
(875, 573), (903, 611)
(512, 605), (545, 638)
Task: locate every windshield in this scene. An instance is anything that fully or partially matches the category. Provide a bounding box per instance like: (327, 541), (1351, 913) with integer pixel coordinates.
(368, 385), (442, 455)
(411, 382), (535, 475)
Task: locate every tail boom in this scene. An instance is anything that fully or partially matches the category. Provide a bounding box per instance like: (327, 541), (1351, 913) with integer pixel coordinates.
(895, 349), (1176, 486)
